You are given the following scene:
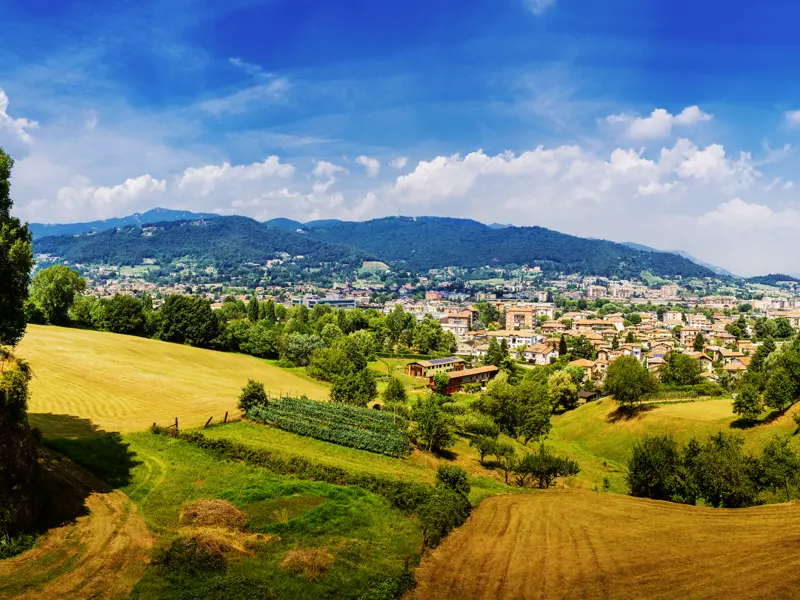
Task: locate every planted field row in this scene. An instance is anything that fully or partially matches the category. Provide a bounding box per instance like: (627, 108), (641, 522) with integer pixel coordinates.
(247, 398), (412, 457)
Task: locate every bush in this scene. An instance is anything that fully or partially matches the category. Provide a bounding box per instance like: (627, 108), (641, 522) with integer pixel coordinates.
(238, 380), (267, 412)
(359, 572), (416, 600)
(627, 435), (684, 502)
(418, 487), (471, 548)
(435, 464), (471, 497)
(0, 532), (37, 560)
(512, 445), (580, 488)
(454, 413), (499, 438)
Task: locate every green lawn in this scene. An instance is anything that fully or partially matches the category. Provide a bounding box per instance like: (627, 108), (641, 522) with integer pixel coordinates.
(66, 431), (423, 600)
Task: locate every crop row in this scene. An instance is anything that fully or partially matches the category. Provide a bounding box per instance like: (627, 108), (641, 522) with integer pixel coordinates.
(266, 397), (409, 430)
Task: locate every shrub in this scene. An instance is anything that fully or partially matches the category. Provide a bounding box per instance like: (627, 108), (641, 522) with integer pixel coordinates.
(454, 413), (499, 438)
(359, 572), (416, 600)
(238, 380), (267, 412)
(627, 435), (684, 501)
(435, 464), (471, 498)
(418, 487), (471, 548)
(512, 445), (580, 488)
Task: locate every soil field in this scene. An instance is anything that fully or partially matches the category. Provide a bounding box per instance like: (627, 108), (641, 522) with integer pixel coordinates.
(17, 325), (330, 433)
(410, 490), (800, 600)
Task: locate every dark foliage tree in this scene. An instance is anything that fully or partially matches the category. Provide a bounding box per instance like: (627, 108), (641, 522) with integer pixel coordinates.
(382, 376), (407, 405)
(156, 295), (219, 348)
(412, 394), (454, 453)
(247, 296), (259, 323)
(435, 464), (471, 498)
(627, 435), (684, 502)
(733, 384), (763, 422)
(238, 379), (268, 412)
(30, 265), (86, 325)
(94, 294), (146, 336)
(330, 369), (378, 407)
(605, 356), (657, 414)
(693, 332), (705, 352)
(759, 435), (800, 501)
(659, 352), (701, 387)
(764, 368), (794, 413)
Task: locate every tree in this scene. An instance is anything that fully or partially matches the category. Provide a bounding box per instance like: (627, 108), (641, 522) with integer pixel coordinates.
(0, 148), (40, 538)
(569, 336), (595, 360)
(775, 317), (794, 339)
(558, 334), (568, 356)
(435, 464), (470, 497)
(469, 436), (497, 464)
(605, 356), (657, 415)
(30, 265), (86, 325)
(484, 337), (508, 367)
(760, 436), (800, 501)
(247, 296), (259, 323)
(262, 299), (277, 325)
(733, 384), (763, 422)
(693, 332), (705, 352)
(320, 323), (344, 346)
(238, 379), (268, 412)
(749, 338), (775, 373)
(764, 368), (794, 413)
(383, 376), (407, 405)
(627, 435), (684, 502)
(432, 372), (450, 396)
(157, 295), (219, 348)
(659, 353), (701, 386)
(692, 432), (760, 508)
(413, 394), (455, 453)
(330, 369), (378, 406)
(548, 370), (579, 412)
(513, 444), (580, 489)
(517, 380), (552, 444)
(94, 294), (146, 335)
(611, 335), (619, 351)
(279, 332), (323, 366)
(494, 442), (516, 484)
(418, 487), (471, 548)
(476, 377), (521, 436)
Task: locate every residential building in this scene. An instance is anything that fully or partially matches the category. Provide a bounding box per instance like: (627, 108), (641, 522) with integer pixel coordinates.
(524, 344), (559, 365)
(405, 357), (465, 378)
(429, 365), (500, 395)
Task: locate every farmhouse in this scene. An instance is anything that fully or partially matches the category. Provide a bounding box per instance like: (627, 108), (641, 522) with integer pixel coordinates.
(405, 356), (465, 378)
(429, 365), (500, 395)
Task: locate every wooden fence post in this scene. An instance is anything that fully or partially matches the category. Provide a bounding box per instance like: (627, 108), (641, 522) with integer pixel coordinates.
(204, 416), (213, 428)
(224, 411), (228, 423)
(175, 417), (178, 431)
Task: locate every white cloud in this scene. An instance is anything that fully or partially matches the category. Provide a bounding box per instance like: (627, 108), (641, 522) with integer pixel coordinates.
(55, 174), (166, 217)
(390, 156), (408, 169)
(637, 181), (675, 196)
(606, 105), (712, 140)
(0, 88), (38, 144)
(228, 57), (263, 77)
(524, 0), (555, 15)
(177, 157), (295, 195)
(313, 160), (346, 177)
(785, 111), (800, 126)
(356, 155), (380, 177)
(697, 198), (800, 229)
(198, 78), (290, 114)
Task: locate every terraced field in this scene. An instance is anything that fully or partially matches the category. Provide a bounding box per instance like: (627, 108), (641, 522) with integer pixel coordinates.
(411, 491), (800, 600)
(18, 325), (330, 433)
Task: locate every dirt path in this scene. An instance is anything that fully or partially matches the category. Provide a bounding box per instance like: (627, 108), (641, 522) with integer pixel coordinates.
(409, 491), (800, 600)
(0, 451), (152, 600)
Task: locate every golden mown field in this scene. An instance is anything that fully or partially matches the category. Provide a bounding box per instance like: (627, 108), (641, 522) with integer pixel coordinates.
(17, 325), (330, 433)
(411, 490), (800, 600)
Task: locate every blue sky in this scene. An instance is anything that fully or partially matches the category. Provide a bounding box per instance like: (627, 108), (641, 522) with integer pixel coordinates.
(3, 0), (800, 275)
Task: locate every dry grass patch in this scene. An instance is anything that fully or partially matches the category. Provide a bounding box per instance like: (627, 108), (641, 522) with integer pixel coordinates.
(279, 547), (334, 581)
(179, 499), (247, 531)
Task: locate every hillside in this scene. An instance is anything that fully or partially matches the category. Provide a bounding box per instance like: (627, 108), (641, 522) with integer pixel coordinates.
(412, 491), (800, 600)
(29, 207), (219, 239)
(746, 273), (800, 286)
(34, 216), (366, 269)
(622, 242), (737, 277)
(305, 217), (714, 277)
(18, 325), (330, 432)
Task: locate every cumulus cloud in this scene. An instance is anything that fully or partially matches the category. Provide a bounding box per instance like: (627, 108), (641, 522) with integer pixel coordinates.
(177, 156), (295, 195)
(356, 155), (380, 177)
(390, 156), (408, 169)
(697, 198), (800, 229)
(606, 105), (712, 140)
(785, 111), (800, 126)
(0, 88), (38, 144)
(55, 174), (166, 218)
(524, 0), (555, 15)
(313, 160), (346, 177)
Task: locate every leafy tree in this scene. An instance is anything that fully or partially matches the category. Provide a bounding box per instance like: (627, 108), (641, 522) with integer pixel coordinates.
(30, 265), (86, 325)
(749, 338), (775, 373)
(261, 299), (277, 325)
(279, 332), (323, 366)
(432, 372), (450, 396)
(493, 442), (516, 484)
(383, 376), (407, 405)
(320, 323), (344, 346)
(418, 487), (471, 548)
(775, 317), (794, 339)
(0, 148), (40, 538)
(764, 368), (794, 413)
(157, 295), (219, 348)
(605, 356), (657, 414)
(611, 335), (619, 350)
(692, 432), (760, 508)
(547, 370), (579, 412)
(484, 337), (509, 368)
(435, 464), (470, 497)
(94, 294), (146, 335)
(627, 435), (684, 501)
(476, 377), (520, 436)
(0, 150), (32, 347)
(569, 336), (595, 360)
(760, 436), (800, 501)
(238, 379), (268, 412)
(513, 444), (580, 489)
(517, 380), (552, 444)
(239, 321), (278, 358)
(247, 296), (259, 323)
(693, 331), (705, 352)
(469, 436), (497, 464)
(413, 394), (455, 453)
(659, 353), (701, 386)
(627, 313), (642, 325)
(733, 384), (763, 422)
(414, 315), (446, 354)
(330, 369), (378, 406)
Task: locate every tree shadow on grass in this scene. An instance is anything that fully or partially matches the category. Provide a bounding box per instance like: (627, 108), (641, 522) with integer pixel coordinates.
(730, 409), (785, 430)
(606, 404), (658, 423)
(29, 413), (141, 529)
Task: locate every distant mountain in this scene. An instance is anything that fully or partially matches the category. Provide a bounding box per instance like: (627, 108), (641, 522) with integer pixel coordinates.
(35, 216), (365, 268)
(302, 217), (713, 278)
(304, 219), (345, 228)
(487, 223), (513, 230)
(746, 274), (800, 286)
(263, 218), (305, 230)
(29, 208), (219, 239)
(621, 242), (736, 278)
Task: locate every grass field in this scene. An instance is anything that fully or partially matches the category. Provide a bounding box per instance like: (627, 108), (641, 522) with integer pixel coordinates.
(17, 325), (330, 432)
(411, 490), (800, 600)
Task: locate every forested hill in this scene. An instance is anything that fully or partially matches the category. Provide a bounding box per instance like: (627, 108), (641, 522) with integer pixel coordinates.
(29, 207), (220, 239)
(303, 217), (714, 278)
(34, 216), (366, 268)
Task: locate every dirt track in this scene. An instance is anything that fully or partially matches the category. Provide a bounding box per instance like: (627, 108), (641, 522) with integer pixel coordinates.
(410, 491), (800, 600)
(0, 451), (152, 600)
